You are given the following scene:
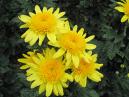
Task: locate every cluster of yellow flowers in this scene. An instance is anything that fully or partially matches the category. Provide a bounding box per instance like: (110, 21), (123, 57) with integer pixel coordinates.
(18, 5), (104, 97)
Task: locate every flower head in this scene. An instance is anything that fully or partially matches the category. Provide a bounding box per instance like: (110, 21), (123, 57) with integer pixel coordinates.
(72, 51), (103, 87)
(115, 0), (129, 22)
(49, 22), (96, 67)
(19, 5), (66, 46)
(18, 48), (73, 97)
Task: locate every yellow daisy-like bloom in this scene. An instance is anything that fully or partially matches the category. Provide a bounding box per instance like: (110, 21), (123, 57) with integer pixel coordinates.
(19, 5), (66, 46)
(18, 48), (73, 97)
(72, 51), (103, 87)
(115, 0), (129, 22)
(49, 22), (96, 67)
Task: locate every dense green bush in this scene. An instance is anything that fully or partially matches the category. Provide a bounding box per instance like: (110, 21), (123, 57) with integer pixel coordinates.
(0, 0), (129, 97)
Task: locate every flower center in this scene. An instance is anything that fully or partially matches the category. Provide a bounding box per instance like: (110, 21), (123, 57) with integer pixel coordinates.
(124, 3), (129, 16)
(59, 31), (86, 55)
(39, 59), (64, 82)
(29, 12), (57, 34)
(73, 59), (94, 76)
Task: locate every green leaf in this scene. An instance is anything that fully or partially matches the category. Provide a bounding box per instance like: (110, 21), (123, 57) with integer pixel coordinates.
(20, 89), (38, 97)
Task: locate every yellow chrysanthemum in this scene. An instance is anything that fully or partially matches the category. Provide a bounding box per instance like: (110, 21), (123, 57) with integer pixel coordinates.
(19, 5), (66, 46)
(115, 0), (129, 22)
(72, 51), (103, 87)
(49, 22), (96, 67)
(18, 48), (73, 97)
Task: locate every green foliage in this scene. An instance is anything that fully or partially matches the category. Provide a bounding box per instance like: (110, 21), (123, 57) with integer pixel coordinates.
(0, 0), (129, 97)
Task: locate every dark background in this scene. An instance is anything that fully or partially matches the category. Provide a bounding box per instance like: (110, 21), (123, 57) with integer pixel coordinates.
(0, 0), (129, 97)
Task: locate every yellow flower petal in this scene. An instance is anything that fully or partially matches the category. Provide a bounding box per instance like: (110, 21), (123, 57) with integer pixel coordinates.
(66, 52), (71, 66)
(79, 78), (87, 87)
(21, 30), (30, 38)
(22, 53), (29, 58)
(46, 83), (53, 97)
(61, 82), (68, 88)
(32, 56), (41, 64)
(37, 53), (44, 60)
(20, 24), (28, 28)
(29, 12), (35, 17)
(75, 75), (81, 82)
(116, 2), (124, 5)
(47, 33), (56, 43)
(54, 8), (59, 15)
(18, 15), (31, 23)
(78, 28), (84, 36)
(38, 35), (45, 46)
(20, 65), (29, 69)
(29, 35), (38, 46)
(31, 80), (42, 88)
(48, 41), (60, 47)
(27, 63), (38, 69)
(121, 15), (128, 22)
(92, 54), (97, 62)
(115, 6), (124, 12)
(57, 83), (64, 96)
(95, 63), (103, 69)
(26, 69), (33, 76)
(65, 73), (73, 82)
(82, 33), (86, 38)
(42, 7), (47, 12)
(58, 12), (65, 18)
(72, 55), (79, 68)
(53, 48), (65, 58)
(24, 31), (33, 42)
(86, 44), (96, 50)
(48, 7), (54, 13)
(88, 71), (103, 82)
(39, 84), (45, 94)
(85, 35), (95, 42)
(87, 51), (92, 56)
(73, 25), (78, 32)
(18, 58), (28, 63)
(53, 85), (59, 96)
(27, 74), (37, 81)
(65, 21), (70, 30)
(35, 5), (42, 13)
